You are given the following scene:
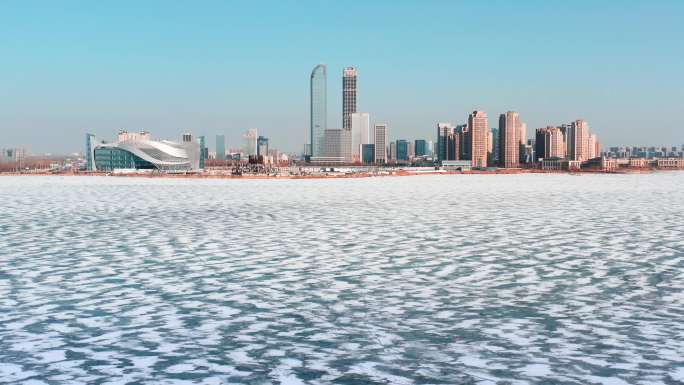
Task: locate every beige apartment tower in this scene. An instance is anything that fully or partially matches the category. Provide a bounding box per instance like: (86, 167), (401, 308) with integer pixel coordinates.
(544, 126), (566, 158)
(498, 111), (520, 168)
(567, 119), (589, 161)
(468, 111), (488, 168)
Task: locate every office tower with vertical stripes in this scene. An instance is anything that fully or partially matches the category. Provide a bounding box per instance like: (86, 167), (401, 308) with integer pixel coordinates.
(374, 124), (388, 164)
(342, 67), (357, 131)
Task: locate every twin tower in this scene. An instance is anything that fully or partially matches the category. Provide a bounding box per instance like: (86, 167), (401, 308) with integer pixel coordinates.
(309, 65), (358, 159)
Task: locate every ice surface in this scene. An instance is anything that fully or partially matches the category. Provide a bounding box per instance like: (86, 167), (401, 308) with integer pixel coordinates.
(0, 173), (683, 384)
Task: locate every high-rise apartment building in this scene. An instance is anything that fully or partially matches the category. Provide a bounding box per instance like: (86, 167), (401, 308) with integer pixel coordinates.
(517, 121), (527, 145)
(351, 112), (370, 163)
(468, 111), (488, 168)
(517, 121), (527, 164)
(486, 130), (493, 155)
(498, 111), (520, 168)
(374, 124), (388, 164)
(545, 127), (566, 158)
(587, 133), (598, 159)
(566, 119), (589, 161)
(593, 135), (601, 158)
(310, 64), (327, 157)
(342, 67), (357, 131)
(216, 134), (225, 160)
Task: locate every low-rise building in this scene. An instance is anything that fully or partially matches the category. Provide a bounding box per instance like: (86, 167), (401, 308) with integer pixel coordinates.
(628, 158), (648, 168)
(541, 157), (582, 171)
(86, 131), (202, 172)
(657, 158), (684, 168)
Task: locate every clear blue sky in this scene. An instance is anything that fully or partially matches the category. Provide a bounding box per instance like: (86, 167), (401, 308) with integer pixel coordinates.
(1, 0), (682, 154)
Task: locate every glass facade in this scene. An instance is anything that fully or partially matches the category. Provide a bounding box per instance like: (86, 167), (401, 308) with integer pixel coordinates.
(414, 139), (427, 157)
(310, 64), (327, 157)
(396, 140), (409, 161)
(362, 144), (375, 164)
(198, 136), (207, 169)
(94, 148), (155, 171)
(85, 134), (96, 171)
(257, 136), (269, 157)
(216, 134), (225, 161)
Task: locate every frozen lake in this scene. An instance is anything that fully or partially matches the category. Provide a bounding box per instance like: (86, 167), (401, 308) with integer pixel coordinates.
(1, 173), (683, 384)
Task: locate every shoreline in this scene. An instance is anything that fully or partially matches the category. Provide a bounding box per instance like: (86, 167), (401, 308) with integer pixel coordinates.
(0, 168), (675, 180)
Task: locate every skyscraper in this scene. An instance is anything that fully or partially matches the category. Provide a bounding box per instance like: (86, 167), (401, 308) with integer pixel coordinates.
(457, 124), (470, 160)
(566, 119), (589, 161)
(198, 135), (207, 169)
(342, 67), (357, 131)
(396, 140), (409, 161)
(351, 112), (370, 163)
(587, 133), (598, 159)
(257, 136), (269, 157)
(517, 121), (527, 164)
(437, 122), (454, 162)
(490, 128), (500, 164)
(535, 128), (547, 160)
(374, 124), (388, 164)
(468, 111), (488, 168)
(216, 134), (225, 160)
(362, 144), (375, 164)
(446, 131), (460, 160)
(544, 126), (566, 158)
(310, 64), (327, 157)
(517, 121), (527, 146)
(243, 128), (258, 156)
(85, 133), (97, 171)
(414, 139), (427, 156)
(498, 111), (519, 168)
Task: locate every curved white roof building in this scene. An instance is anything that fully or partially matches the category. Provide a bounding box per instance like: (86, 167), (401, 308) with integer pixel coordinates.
(86, 131), (201, 172)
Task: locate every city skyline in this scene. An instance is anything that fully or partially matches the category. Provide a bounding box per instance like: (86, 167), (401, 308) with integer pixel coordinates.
(1, 1), (682, 154)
